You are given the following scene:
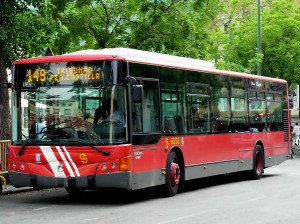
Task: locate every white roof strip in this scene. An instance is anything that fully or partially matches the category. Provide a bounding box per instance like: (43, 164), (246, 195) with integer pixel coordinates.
(67, 48), (215, 70)
(66, 48), (286, 83)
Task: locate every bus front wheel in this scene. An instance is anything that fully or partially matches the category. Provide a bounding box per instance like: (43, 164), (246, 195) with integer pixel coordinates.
(165, 151), (181, 197)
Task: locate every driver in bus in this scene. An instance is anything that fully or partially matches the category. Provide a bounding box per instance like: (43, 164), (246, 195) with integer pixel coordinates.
(93, 99), (110, 125)
(106, 100), (125, 127)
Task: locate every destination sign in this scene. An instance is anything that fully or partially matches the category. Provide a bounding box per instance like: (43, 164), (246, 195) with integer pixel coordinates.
(26, 66), (102, 83)
(19, 61), (109, 87)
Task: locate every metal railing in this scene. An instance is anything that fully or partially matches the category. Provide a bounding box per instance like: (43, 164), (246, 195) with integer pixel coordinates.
(0, 140), (11, 190)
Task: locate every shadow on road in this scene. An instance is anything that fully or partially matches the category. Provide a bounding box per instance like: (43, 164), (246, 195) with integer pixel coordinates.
(182, 172), (278, 193)
(20, 171), (279, 205)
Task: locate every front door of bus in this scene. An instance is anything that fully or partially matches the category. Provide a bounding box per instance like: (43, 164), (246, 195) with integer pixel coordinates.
(132, 78), (160, 143)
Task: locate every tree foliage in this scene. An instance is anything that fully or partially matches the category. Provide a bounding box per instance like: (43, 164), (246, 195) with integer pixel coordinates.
(50, 0), (220, 59)
(0, 0), (59, 139)
(2, 0), (300, 139)
(1, 1), (59, 66)
(51, 0), (300, 86)
(212, 0), (300, 86)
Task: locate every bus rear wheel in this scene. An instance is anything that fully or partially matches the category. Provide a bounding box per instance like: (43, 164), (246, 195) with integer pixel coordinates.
(250, 145), (264, 180)
(165, 151), (181, 197)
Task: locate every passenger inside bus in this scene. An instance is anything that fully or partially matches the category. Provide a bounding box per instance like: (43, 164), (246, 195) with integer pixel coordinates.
(35, 117), (47, 139)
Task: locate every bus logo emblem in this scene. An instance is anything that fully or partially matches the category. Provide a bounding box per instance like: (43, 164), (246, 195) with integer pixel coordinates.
(80, 153), (88, 164)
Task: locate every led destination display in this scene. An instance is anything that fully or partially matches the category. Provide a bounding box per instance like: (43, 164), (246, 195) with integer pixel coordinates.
(18, 61), (109, 87)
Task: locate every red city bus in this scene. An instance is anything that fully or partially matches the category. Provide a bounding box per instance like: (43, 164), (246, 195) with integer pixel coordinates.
(8, 48), (290, 196)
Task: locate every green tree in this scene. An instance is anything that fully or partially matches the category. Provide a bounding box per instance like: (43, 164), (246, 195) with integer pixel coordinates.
(50, 0), (220, 59)
(212, 0), (300, 85)
(261, 0), (300, 85)
(0, 0), (59, 139)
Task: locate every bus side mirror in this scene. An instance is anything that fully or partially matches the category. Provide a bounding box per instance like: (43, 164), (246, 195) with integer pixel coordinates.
(124, 76), (137, 85)
(132, 85), (143, 102)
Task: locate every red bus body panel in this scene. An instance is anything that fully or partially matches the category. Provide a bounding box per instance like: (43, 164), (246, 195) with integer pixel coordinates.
(8, 132), (288, 190)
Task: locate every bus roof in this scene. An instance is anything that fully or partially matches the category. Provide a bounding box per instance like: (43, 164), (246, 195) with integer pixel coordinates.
(13, 48), (286, 84)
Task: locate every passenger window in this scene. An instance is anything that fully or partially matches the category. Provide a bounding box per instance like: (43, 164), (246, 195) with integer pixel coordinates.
(161, 84), (185, 135)
(230, 88), (246, 132)
(267, 101), (283, 131)
(211, 87), (230, 133)
(249, 99), (266, 132)
(186, 83), (210, 134)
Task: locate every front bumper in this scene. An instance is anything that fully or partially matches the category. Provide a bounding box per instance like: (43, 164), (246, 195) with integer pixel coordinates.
(8, 171), (132, 190)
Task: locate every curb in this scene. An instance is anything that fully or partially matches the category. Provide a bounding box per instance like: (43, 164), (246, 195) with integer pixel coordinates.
(1, 186), (34, 195)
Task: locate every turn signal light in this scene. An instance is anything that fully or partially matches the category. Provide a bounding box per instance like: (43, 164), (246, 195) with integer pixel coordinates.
(120, 156), (131, 171)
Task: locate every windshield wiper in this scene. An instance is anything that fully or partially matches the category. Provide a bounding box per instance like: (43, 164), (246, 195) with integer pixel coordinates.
(18, 130), (44, 156)
(19, 123), (69, 155)
(18, 126), (110, 156)
(68, 138), (110, 156)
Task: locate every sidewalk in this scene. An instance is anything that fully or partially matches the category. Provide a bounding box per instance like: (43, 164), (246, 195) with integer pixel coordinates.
(292, 144), (300, 158)
(1, 184), (33, 195)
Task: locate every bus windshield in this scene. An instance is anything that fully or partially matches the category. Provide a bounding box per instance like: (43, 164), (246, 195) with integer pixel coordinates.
(12, 85), (128, 145)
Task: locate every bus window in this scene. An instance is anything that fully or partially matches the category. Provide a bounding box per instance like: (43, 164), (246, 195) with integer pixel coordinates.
(161, 84), (185, 135)
(249, 99), (266, 132)
(230, 87), (246, 132)
(187, 96), (210, 134)
(211, 76), (230, 132)
(267, 101), (283, 131)
(186, 83), (210, 134)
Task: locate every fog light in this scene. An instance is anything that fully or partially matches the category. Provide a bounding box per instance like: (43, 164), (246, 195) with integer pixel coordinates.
(112, 162), (117, 168)
(20, 164), (25, 170)
(12, 162), (17, 168)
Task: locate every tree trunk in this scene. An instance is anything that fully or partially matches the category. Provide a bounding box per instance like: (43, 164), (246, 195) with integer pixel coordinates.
(0, 1), (11, 140)
(0, 40), (11, 140)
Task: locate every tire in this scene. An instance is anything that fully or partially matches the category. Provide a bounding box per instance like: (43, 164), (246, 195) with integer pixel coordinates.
(165, 151), (181, 197)
(250, 145), (264, 180)
(65, 187), (85, 194)
(0, 181), (2, 195)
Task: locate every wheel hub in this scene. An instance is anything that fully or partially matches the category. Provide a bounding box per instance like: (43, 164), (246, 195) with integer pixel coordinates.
(256, 151), (262, 174)
(170, 161), (180, 186)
